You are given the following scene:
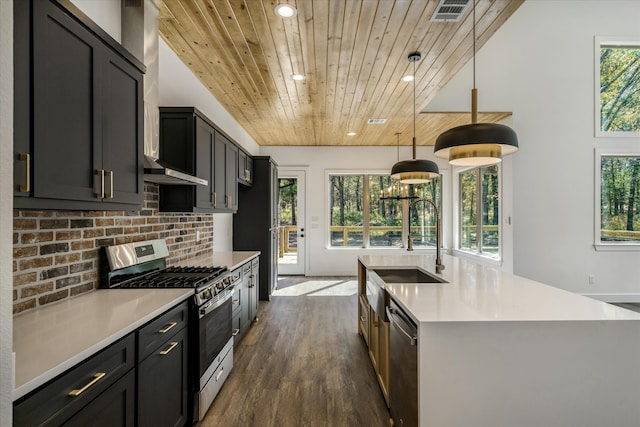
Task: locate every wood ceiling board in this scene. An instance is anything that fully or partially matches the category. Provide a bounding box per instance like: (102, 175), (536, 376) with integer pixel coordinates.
(158, 0), (524, 147)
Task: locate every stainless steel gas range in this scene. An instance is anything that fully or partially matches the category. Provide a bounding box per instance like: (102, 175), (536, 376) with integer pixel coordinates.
(104, 239), (236, 423)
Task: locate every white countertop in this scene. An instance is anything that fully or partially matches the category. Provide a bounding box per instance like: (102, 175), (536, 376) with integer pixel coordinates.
(12, 288), (193, 401)
(359, 254), (640, 323)
(179, 251), (260, 271)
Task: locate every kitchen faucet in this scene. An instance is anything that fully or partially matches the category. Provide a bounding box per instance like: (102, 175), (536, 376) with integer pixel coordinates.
(407, 198), (445, 274)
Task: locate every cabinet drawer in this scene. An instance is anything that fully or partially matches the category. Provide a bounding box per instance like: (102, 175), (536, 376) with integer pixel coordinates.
(251, 257), (259, 269)
(138, 301), (188, 362)
(228, 268), (241, 283)
(14, 334), (135, 427)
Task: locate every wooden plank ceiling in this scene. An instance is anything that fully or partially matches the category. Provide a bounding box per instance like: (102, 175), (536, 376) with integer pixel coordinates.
(158, 0), (523, 147)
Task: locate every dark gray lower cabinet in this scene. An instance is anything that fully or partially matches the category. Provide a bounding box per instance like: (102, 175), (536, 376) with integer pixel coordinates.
(13, 334), (136, 427)
(13, 301), (189, 427)
(62, 370), (136, 427)
(137, 301), (189, 427)
(137, 327), (188, 427)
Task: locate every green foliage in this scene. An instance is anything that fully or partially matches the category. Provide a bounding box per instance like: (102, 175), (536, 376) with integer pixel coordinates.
(601, 156), (640, 241)
(600, 46), (640, 132)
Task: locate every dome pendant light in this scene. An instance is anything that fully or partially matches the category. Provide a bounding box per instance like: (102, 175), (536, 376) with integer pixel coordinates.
(391, 52), (440, 184)
(433, 2), (518, 166)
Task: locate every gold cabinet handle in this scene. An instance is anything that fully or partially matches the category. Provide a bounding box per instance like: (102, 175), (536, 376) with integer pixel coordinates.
(360, 316), (366, 322)
(106, 170), (114, 199)
(68, 372), (106, 396)
(18, 153), (30, 192)
(232, 299), (239, 304)
(159, 341), (178, 355)
(213, 192), (217, 208)
(158, 321), (177, 334)
(95, 169), (105, 198)
(232, 329), (240, 336)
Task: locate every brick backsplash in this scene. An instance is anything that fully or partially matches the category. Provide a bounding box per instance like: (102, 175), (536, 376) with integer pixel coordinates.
(13, 183), (214, 315)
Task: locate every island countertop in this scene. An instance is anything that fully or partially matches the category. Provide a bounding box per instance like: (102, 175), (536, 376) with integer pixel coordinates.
(359, 253), (640, 322)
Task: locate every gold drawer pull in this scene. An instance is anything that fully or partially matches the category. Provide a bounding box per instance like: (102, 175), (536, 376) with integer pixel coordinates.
(232, 329), (240, 337)
(159, 341), (178, 355)
(18, 153), (30, 192)
(68, 372), (105, 396)
(158, 321), (177, 334)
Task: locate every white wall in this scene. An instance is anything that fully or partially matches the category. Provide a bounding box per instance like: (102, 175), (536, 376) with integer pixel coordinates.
(429, 0), (640, 299)
(1, 1), (14, 423)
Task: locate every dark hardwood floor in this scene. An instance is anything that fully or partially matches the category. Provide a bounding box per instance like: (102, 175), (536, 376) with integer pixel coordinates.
(200, 278), (390, 427)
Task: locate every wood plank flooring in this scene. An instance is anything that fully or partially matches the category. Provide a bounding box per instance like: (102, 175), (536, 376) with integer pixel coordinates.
(200, 279), (391, 427)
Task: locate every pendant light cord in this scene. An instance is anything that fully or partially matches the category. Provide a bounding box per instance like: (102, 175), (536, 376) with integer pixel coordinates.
(473, 1), (476, 89)
(413, 55), (417, 159)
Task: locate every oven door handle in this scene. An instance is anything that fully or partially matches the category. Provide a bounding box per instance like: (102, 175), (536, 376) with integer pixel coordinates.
(199, 287), (234, 318)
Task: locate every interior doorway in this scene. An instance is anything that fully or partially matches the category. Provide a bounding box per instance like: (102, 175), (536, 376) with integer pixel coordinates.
(278, 168), (306, 275)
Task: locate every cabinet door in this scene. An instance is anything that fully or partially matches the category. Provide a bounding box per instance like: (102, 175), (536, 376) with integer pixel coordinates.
(14, 0), (30, 198)
(195, 118), (215, 209)
(102, 53), (143, 205)
(238, 150), (247, 181)
(246, 156), (253, 184)
(62, 369), (135, 427)
(138, 327), (189, 427)
(240, 264), (251, 333)
(213, 133), (227, 210)
(249, 258), (259, 321)
(225, 142), (238, 210)
(32, 0), (102, 202)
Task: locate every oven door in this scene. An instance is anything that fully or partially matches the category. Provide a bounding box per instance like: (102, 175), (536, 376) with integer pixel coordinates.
(198, 290), (233, 380)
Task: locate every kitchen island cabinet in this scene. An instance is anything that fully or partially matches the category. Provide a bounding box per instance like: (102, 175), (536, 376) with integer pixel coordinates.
(14, 0), (144, 211)
(358, 254), (640, 427)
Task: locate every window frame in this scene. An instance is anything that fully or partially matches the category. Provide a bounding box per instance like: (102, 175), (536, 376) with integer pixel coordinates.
(594, 36), (640, 138)
(453, 164), (502, 262)
(594, 148), (640, 251)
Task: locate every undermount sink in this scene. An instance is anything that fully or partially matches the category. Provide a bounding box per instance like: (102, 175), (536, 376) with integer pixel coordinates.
(373, 268), (447, 284)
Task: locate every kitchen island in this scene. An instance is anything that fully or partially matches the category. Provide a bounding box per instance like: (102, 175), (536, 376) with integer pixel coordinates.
(358, 254), (640, 427)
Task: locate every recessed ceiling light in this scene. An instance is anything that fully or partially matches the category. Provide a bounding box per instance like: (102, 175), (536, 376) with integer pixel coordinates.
(291, 74), (306, 81)
(275, 4), (297, 18)
(401, 75), (414, 82)
(347, 132), (356, 136)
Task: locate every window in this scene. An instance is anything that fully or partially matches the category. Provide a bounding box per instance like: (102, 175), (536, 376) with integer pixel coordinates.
(328, 172), (441, 249)
(595, 149), (640, 250)
(595, 37), (640, 137)
(458, 165), (500, 258)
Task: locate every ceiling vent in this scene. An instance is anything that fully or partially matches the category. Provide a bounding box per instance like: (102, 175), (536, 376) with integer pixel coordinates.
(367, 118), (387, 124)
(430, 0), (471, 22)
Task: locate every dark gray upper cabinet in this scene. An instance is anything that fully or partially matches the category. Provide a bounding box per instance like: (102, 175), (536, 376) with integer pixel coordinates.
(238, 150), (253, 186)
(13, 0), (144, 210)
(158, 108), (215, 213)
(158, 107), (242, 213)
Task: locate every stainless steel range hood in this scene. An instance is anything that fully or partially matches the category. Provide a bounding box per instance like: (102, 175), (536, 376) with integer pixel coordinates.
(124, 0), (207, 186)
(143, 156), (208, 186)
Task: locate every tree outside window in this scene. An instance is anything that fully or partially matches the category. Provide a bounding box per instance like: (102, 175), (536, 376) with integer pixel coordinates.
(600, 155), (640, 243)
(459, 165), (500, 257)
(328, 173), (441, 248)
(597, 40), (640, 136)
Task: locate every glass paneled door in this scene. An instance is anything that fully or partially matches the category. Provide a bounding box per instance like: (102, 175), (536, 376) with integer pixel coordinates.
(278, 169), (306, 275)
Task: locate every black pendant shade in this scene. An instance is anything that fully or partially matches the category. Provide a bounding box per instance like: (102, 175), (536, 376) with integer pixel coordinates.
(391, 158), (440, 184)
(433, 2), (518, 167)
(390, 52), (439, 184)
(434, 122), (518, 166)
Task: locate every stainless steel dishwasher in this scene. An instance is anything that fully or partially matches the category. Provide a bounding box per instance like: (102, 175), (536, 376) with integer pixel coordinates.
(387, 298), (418, 427)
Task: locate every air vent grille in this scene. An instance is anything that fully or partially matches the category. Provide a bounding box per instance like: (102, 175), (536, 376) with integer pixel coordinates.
(431, 0), (471, 22)
(367, 118), (387, 124)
